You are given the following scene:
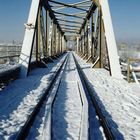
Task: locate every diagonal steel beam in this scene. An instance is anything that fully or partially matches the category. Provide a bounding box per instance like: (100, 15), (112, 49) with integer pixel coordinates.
(79, 3), (97, 33)
(52, 5), (91, 8)
(71, 0), (91, 6)
(42, 0), (64, 35)
(48, 0), (88, 11)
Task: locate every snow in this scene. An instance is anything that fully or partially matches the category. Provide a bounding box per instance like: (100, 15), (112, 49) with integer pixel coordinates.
(1, 51), (139, 139)
(26, 61), (65, 140)
(0, 55), (67, 139)
(52, 53), (83, 140)
(74, 52), (140, 140)
(0, 64), (20, 74)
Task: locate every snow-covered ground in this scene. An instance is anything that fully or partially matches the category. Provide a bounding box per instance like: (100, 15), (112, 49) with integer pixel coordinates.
(26, 59), (66, 140)
(0, 63), (20, 73)
(0, 55), (67, 139)
(74, 52), (140, 140)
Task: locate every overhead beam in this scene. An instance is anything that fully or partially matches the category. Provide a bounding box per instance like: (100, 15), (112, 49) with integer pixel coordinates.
(54, 11), (85, 19)
(60, 24), (81, 28)
(48, 0), (88, 11)
(62, 27), (79, 31)
(57, 19), (82, 24)
(71, 0), (91, 6)
(52, 5), (91, 8)
(64, 30), (78, 33)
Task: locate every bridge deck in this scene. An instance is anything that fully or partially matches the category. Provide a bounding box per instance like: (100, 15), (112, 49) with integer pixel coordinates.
(0, 52), (140, 140)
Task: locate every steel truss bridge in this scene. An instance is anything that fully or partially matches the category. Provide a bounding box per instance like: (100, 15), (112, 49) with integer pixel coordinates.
(1, 0), (139, 140)
(19, 0), (122, 79)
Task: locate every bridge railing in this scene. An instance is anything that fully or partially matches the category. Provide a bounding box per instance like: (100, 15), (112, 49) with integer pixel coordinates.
(0, 54), (20, 64)
(127, 58), (140, 83)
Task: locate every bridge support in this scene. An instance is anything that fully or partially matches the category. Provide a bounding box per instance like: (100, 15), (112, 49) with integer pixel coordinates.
(76, 0), (122, 79)
(19, 0), (66, 78)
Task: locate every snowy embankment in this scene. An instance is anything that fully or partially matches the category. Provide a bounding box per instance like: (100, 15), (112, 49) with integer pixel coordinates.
(0, 54), (67, 139)
(52, 53), (83, 140)
(0, 64), (20, 75)
(73, 52), (140, 140)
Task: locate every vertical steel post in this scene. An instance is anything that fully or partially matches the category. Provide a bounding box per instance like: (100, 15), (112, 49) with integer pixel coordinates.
(58, 30), (60, 54)
(77, 35), (79, 53)
(86, 20), (89, 59)
(60, 34), (62, 53)
(82, 29), (84, 55)
(91, 13), (94, 63)
(53, 23), (56, 55)
(46, 10), (49, 57)
(127, 58), (130, 83)
(99, 6), (103, 68)
(37, 6), (41, 61)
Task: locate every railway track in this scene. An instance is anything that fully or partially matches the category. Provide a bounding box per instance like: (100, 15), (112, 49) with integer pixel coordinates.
(13, 52), (114, 140)
(15, 54), (69, 140)
(73, 53), (114, 140)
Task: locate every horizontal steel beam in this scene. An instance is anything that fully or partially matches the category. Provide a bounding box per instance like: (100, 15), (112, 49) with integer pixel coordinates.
(62, 28), (79, 31)
(54, 11), (85, 19)
(57, 19), (82, 24)
(64, 30), (78, 33)
(60, 24), (81, 28)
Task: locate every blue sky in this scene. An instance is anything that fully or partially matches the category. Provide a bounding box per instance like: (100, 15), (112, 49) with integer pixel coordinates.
(0, 0), (140, 43)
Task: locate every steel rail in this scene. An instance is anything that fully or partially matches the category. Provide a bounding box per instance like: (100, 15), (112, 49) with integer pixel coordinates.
(72, 53), (115, 140)
(15, 54), (68, 140)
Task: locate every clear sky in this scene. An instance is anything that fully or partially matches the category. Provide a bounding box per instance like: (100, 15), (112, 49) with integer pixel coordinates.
(0, 0), (140, 44)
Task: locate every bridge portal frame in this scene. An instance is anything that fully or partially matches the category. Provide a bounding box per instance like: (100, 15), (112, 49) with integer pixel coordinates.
(19, 0), (122, 79)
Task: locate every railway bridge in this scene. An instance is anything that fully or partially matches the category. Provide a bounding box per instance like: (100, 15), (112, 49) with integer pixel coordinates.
(0, 0), (140, 140)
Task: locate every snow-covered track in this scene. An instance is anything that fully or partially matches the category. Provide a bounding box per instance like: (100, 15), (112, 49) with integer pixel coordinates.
(15, 54), (68, 140)
(73, 53), (114, 140)
(51, 53), (89, 140)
